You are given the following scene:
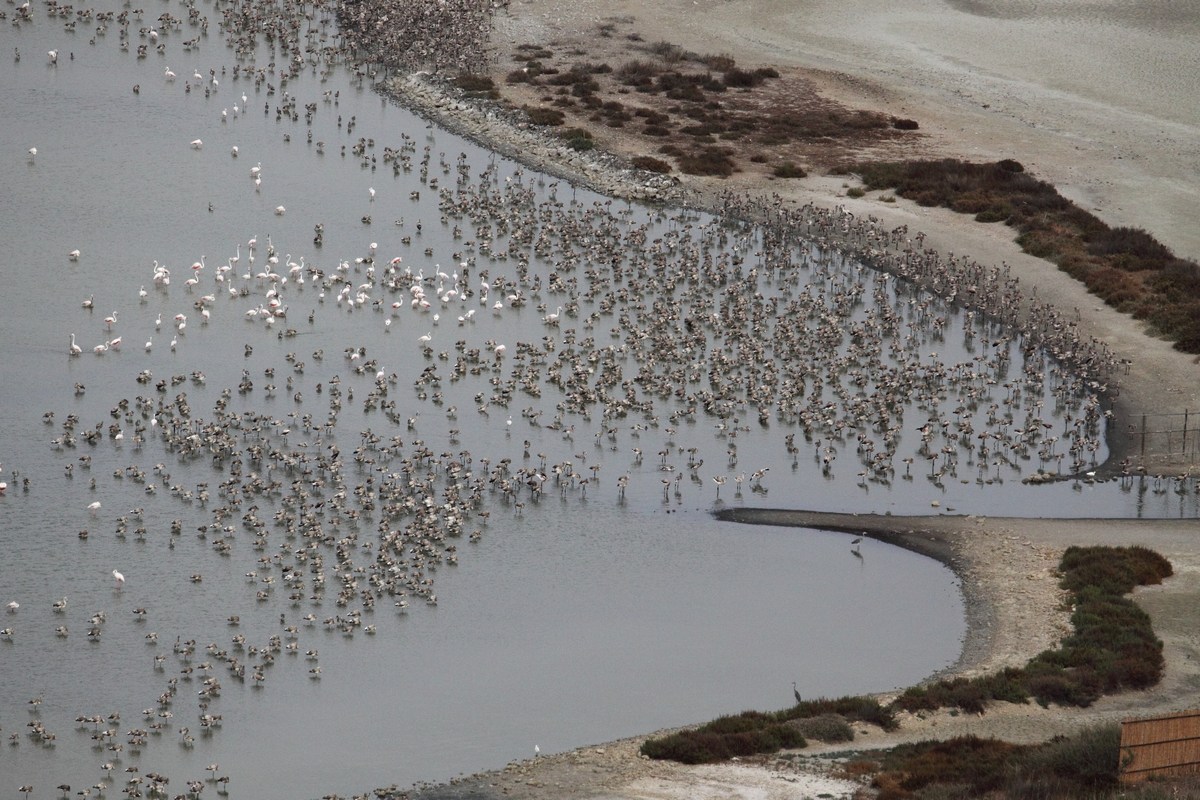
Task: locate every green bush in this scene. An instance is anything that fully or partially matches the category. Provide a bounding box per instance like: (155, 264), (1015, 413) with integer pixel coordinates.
(789, 713), (854, 743)
(895, 546), (1169, 716)
(1019, 724), (1123, 790)
(640, 719), (805, 764)
(786, 695), (898, 731)
(1059, 546), (1173, 595)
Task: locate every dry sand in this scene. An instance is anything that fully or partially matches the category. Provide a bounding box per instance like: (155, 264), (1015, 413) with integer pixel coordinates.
(386, 2), (1200, 797)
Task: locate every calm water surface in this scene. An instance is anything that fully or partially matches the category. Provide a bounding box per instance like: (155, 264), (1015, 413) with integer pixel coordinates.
(0, 1), (1196, 798)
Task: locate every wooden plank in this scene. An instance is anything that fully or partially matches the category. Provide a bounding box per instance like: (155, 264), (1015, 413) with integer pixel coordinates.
(1121, 712), (1200, 783)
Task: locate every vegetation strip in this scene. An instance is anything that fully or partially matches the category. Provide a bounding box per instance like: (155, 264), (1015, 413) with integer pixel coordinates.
(852, 159), (1200, 353)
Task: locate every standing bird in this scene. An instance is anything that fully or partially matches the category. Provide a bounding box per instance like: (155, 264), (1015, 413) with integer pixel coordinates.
(792, 681), (802, 705)
(112, 569), (125, 588)
(851, 537), (863, 558)
(712, 475), (727, 499)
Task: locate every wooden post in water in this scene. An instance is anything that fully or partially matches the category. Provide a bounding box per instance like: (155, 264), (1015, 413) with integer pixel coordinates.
(1183, 409), (1189, 455)
(1141, 414), (1147, 459)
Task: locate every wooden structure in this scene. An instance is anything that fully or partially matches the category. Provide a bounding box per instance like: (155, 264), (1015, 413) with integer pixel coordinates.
(1120, 710), (1200, 783)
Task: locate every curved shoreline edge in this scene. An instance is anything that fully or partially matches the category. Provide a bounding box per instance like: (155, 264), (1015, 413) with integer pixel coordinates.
(714, 509), (1200, 683)
(713, 508), (993, 680)
(378, 71), (1198, 481)
(393, 509), (1200, 800)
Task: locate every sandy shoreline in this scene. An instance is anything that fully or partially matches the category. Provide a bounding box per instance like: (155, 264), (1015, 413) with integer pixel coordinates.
(374, 2), (1200, 797)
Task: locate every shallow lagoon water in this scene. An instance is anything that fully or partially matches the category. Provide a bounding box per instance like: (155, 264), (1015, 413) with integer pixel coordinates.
(0, 2), (1196, 798)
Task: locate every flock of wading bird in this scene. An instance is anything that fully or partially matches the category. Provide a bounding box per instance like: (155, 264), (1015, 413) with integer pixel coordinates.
(9, 0), (1192, 794)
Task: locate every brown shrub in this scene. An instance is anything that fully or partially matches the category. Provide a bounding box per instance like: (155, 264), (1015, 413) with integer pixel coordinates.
(772, 161), (806, 178)
(631, 155), (672, 173)
(701, 53), (737, 72)
(617, 59), (661, 86)
(676, 145), (737, 177)
(523, 106), (565, 126)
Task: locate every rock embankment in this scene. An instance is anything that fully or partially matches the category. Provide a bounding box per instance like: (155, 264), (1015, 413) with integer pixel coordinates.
(384, 72), (684, 205)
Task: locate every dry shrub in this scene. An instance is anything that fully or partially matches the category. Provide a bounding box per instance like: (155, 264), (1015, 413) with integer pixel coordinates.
(675, 145), (736, 177)
(522, 106), (565, 126)
(631, 155), (672, 173)
(647, 40), (689, 63)
(1085, 267), (1142, 307)
(772, 161), (806, 178)
(453, 73), (495, 93)
(617, 59), (661, 86)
